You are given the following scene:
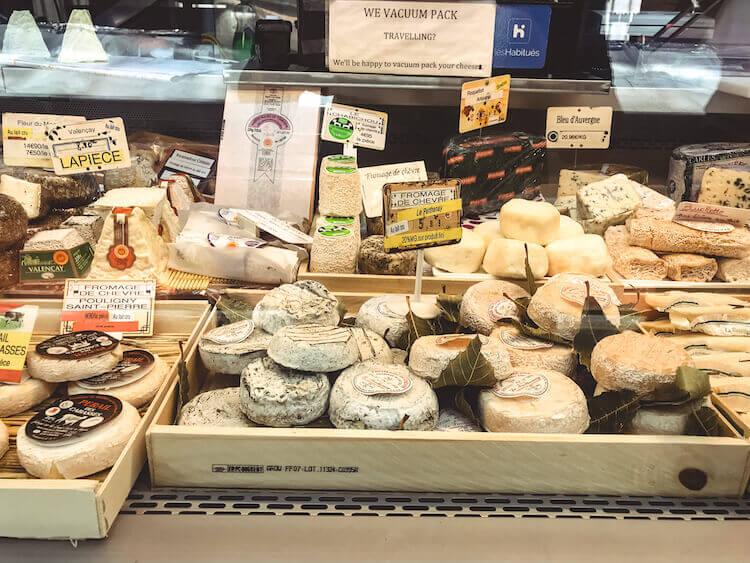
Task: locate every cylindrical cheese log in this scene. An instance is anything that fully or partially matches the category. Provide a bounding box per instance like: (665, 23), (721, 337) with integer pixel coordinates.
(483, 238), (549, 279)
(424, 228), (485, 273)
(479, 369), (589, 433)
(545, 234), (612, 277)
(459, 280), (530, 336)
(310, 224), (359, 273)
(0, 370), (56, 417)
(0, 193), (28, 250)
(318, 163), (362, 216)
(358, 235), (418, 275)
(491, 326), (577, 376)
(408, 334), (513, 382)
(499, 199), (561, 246)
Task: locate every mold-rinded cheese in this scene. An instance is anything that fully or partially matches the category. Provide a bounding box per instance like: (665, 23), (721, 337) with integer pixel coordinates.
(0, 244), (21, 289)
(697, 166), (750, 208)
(58, 9), (109, 63)
(644, 291), (746, 312)
(527, 273), (620, 341)
(2, 10), (50, 57)
(310, 224), (359, 274)
(717, 256), (750, 282)
(558, 169), (608, 198)
(491, 326), (576, 376)
(61, 214), (104, 246)
(358, 235), (418, 275)
(0, 174), (46, 219)
(0, 370), (57, 417)
(482, 238), (548, 279)
(551, 215), (584, 242)
(553, 195), (577, 216)
(198, 321), (272, 375)
(624, 402), (700, 435)
(252, 281), (340, 335)
(437, 408), (483, 432)
(178, 387), (256, 427)
(103, 154), (158, 190)
(17, 398), (140, 479)
(499, 199), (560, 246)
(1, 167), (99, 208)
(0, 421), (7, 460)
(27, 342), (123, 383)
(472, 220), (504, 247)
(479, 369), (589, 433)
(693, 352), (750, 377)
(424, 228), (486, 273)
(545, 234), (612, 277)
(360, 328), (393, 364)
(329, 361), (438, 430)
(576, 174), (642, 235)
(690, 310), (750, 336)
(239, 356), (330, 427)
(91, 188), (167, 227)
(23, 228), (87, 252)
(355, 294), (440, 348)
(408, 334), (513, 382)
(267, 324), (360, 372)
(591, 332), (692, 393)
(0, 193), (29, 250)
(459, 280), (530, 335)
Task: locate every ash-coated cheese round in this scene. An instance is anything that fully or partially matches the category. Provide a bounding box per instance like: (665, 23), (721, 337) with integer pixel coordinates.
(198, 321), (272, 374)
(482, 238), (549, 279)
(424, 228), (485, 273)
(437, 408), (483, 432)
(624, 401), (699, 435)
(16, 396), (140, 479)
(355, 294), (440, 348)
(545, 234), (612, 277)
(479, 369), (589, 433)
(527, 273), (620, 340)
(408, 334), (513, 382)
(359, 328), (393, 364)
(500, 199), (561, 246)
(491, 326), (577, 376)
(0, 421), (8, 460)
(591, 332), (692, 394)
(472, 220), (504, 247)
(239, 357), (330, 427)
(328, 361), (438, 430)
(267, 324), (360, 372)
(0, 370), (57, 417)
(0, 193), (28, 250)
(27, 332), (124, 382)
(358, 235), (418, 275)
(252, 280), (340, 335)
(459, 280), (530, 336)
(178, 387), (256, 427)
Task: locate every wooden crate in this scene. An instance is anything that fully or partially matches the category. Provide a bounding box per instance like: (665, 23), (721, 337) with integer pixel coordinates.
(607, 270), (750, 292)
(713, 393), (750, 439)
(0, 299), (210, 540)
(147, 291), (750, 497)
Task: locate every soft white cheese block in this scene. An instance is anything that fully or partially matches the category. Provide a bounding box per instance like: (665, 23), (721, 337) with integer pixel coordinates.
(329, 361), (438, 430)
(2, 10), (50, 57)
(437, 408), (483, 432)
(459, 280), (530, 336)
(267, 324), (360, 372)
(0, 174), (44, 219)
(198, 323), (272, 375)
(499, 199), (560, 246)
(0, 421), (8, 460)
(408, 334), (513, 382)
(16, 400), (140, 479)
(91, 188), (167, 227)
(58, 9), (109, 63)
(491, 326), (577, 376)
(591, 332), (692, 394)
(178, 387), (256, 427)
(23, 228), (87, 252)
(355, 294), (440, 349)
(625, 401), (701, 435)
(252, 281), (340, 335)
(239, 356), (329, 427)
(482, 238), (548, 279)
(27, 344), (123, 382)
(551, 215), (584, 242)
(423, 228), (485, 273)
(472, 220), (504, 247)
(479, 369), (589, 433)
(545, 234), (612, 277)
(0, 370), (57, 417)
(527, 273), (620, 340)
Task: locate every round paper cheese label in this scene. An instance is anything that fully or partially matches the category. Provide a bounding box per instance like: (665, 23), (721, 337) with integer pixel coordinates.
(76, 350), (155, 391)
(559, 277), (615, 309)
(672, 219), (735, 233)
(284, 325), (352, 344)
(207, 233), (265, 248)
(204, 320), (255, 344)
(353, 368), (413, 396)
(217, 208), (239, 225)
(326, 155), (356, 165)
(321, 216), (356, 226)
(36, 331), (120, 360)
(492, 373), (549, 398)
(488, 299), (517, 322)
(499, 330), (553, 350)
(25, 394), (123, 446)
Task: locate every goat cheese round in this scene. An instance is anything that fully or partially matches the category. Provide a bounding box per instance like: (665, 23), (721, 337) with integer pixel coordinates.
(591, 332), (692, 394)
(459, 280), (530, 336)
(16, 394), (140, 479)
(355, 294), (440, 348)
(359, 328), (393, 364)
(0, 370), (57, 417)
(239, 357), (330, 427)
(437, 408), (483, 432)
(178, 387), (256, 427)
(546, 234), (612, 277)
(482, 238), (549, 279)
(329, 362), (438, 430)
(552, 215), (585, 242)
(472, 220), (504, 247)
(358, 235), (418, 275)
(268, 324), (360, 372)
(424, 228), (485, 273)
(0, 421), (8, 460)
(624, 401), (700, 435)
(27, 331), (123, 382)
(500, 199), (561, 246)
(491, 326), (577, 376)
(408, 334), (513, 382)
(527, 273), (620, 340)
(198, 320), (272, 375)
(479, 369), (589, 433)
(252, 281), (340, 335)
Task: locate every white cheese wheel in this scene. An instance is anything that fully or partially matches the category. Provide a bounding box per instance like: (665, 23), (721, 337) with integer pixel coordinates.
(239, 357), (330, 427)
(624, 401), (700, 435)
(67, 353), (169, 408)
(0, 371), (57, 417)
(482, 238), (549, 279)
(0, 421), (8, 461)
(178, 387), (256, 427)
(16, 400), (140, 479)
(27, 344), (123, 382)
(491, 326), (577, 376)
(591, 332), (692, 394)
(472, 220), (504, 247)
(479, 369), (589, 433)
(267, 324), (359, 372)
(198, 323), (272, 375)
(252, 281), (340, 335)
(423, 228), (485, 273)
(408, 334), (513, 382)
(437, 408), (483, 432)
(545, 234), (612, 277)
(551, 215), (585, 242)
(329, 361), (438, 430)
(527, 273), (620, 340)
(459, 280), (530, 335)
(499, 199), (561, 246)
(355, 295), (440, 349)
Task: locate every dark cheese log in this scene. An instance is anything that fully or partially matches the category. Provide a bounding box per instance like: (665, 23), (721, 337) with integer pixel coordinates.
(0, 193), (29, 250)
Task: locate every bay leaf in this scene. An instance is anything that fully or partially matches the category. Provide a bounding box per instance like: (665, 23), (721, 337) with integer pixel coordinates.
(641, 367), (711, 407)
(586, 390), (640, 434)
(524, 243), (537, 297)
(215, 295), (255, 324)
(684, 405), (721, 437)
(573, 284), (621, 371)
(432, 335), (496, 389)
(508, 317), (571, 345)
(437, 293), (463, 325)
(454, 386), (483, 427)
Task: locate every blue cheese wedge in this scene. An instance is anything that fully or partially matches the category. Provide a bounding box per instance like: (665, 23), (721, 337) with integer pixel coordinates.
(697, 166), (750, 209)
(577, 174), (642, 235)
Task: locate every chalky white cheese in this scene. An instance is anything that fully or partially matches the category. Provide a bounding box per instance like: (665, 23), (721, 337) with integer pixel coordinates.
(318, 162), (362, 217)
(545, 234), (612, 277)
(408, 334), (513, 382)
(0, 370), (57, 417)
(27, 340), (123, 383)
(625, 401), (701, 435)
(459, 280), (530, 335)
(0, 174), (44, 219)
(356, 294), (440, 348)
(310, 224), (359, 274)
(499, 199), (560, 246)
(472, 220), (504, 247)
(423, 228), (485, 273)
(482, 238), (549, 279)
(198, 321), (272, 375)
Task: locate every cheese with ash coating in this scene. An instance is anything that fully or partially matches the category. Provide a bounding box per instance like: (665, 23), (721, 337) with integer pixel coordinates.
(178, 387), (256, 427)
(408, 334), (513, 382)
(0, 174), (46, 219)
(267, 324), (359, 372)
(61, 214), (103, 246)
(459, 280), (529, 336)
(252, 281), (340, 335)
(358, 235), (418, 275)
(0, 193), (28, 250)
(198, 322), (272, 375)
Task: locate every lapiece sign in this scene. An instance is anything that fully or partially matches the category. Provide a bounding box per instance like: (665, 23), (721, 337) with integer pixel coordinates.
(25, 394), (123, 446)
(45, 117), (131, 175)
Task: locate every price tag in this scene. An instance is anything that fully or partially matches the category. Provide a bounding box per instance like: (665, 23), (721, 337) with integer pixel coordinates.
(459, 75), (510, 133)
(321, 103), (388, 151)
(46, 117), (131, 175)
(545, 107), (613, 149)
(2, 113), (85, 168)
(382, 179), (462, 251)
(0, 304), (38, 384)
(673, 201), (750, 229)
(60, 281), (156, 337)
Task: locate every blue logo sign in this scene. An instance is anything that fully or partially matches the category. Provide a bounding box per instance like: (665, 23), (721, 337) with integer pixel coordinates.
(493, 5), (551, 69)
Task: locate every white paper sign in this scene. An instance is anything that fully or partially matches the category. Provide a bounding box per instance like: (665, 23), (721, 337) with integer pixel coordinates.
(328, 0), (495, 77)
(359, 161), (427, 218)
(321, 103), (388, 151)
(545, 107), (613, 149)
(2, 113), (85, 168)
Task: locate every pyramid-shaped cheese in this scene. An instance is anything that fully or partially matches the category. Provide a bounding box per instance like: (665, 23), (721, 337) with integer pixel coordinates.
(58, 9), (109, 63)
(2, 10), (50, 57)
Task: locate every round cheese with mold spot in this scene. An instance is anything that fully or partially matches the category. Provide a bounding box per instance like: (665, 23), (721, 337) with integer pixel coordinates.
(459, 280), (530, 336)
(178, 387), (256, 427)
(491, 326), (577, 376)
(355, 294), (440, 349)
(408, 334), (513, 382)
(0, 370), (57, 417)
(252, 281), (340, 335)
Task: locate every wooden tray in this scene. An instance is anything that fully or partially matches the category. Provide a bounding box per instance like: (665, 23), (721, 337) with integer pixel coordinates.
(0, 299), (210, 540)
(147, 290), (750, 497)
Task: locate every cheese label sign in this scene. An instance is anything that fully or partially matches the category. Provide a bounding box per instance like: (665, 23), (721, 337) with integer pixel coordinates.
(359, 161), (428, 219)
(546, 107), (613, 149)
(0, 304), (39, 384)
(353, 368), (413, 396)
(459, 75), (510, 133)
(46, 117), (131, 175)
(321, 103), (388, 151)
(36, 331), (120, 360)
(673, 201), (750, 229)
(284, 325), (353, 344)
(492, 373), (549, 398)
(499, 330), (553, 351)
(382, 179), (462, 251)
(25, 394), (123, 446)
(204, 320), (255, 345)
(2, 113), (86, 167)
(76, 350), (155, 391)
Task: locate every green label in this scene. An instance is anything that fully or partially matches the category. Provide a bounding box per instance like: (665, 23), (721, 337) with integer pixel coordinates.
(323, 216), (355, 225)
(20, 243), (94, 280)
(327, 117), (355, 141)
(327, 155), (355, 164)
(325, 166), (356, 174)
(317, 226), (352, 238)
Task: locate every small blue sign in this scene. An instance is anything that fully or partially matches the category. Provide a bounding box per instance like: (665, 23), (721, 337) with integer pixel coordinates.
(493, 4), (552, 69)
